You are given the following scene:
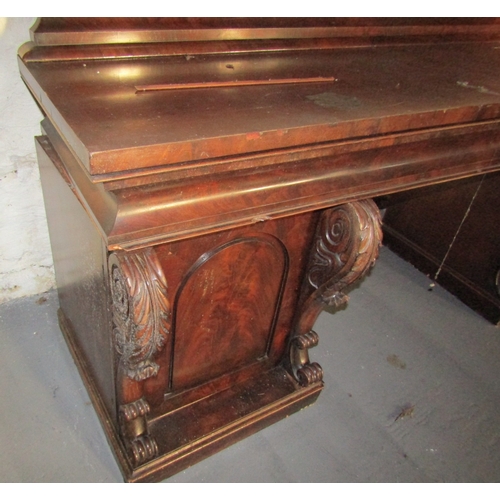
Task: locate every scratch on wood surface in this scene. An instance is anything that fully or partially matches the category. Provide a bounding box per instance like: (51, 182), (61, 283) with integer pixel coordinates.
(456, 81), (500, 96)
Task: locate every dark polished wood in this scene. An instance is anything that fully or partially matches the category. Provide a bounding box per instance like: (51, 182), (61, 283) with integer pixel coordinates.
(381, 172), (500, 325)
(19, 18), (500, 482)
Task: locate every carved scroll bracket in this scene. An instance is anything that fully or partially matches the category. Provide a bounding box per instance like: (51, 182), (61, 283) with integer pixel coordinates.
(288, 200), (382, 386)
(109, 247), (170, 466)
(109, 248), (170, 382)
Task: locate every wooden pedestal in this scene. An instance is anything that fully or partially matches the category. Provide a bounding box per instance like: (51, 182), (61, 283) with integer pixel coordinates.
(381, 173), (500, 325)
(37, 128), (381, 482)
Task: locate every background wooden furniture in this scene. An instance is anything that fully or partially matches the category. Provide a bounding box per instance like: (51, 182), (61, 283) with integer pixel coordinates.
(18, 18), (500, 481)
(381, 171), (500, 325)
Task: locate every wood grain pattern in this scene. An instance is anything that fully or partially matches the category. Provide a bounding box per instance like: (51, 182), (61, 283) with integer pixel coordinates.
(141, 214), (318, 408)
(40, 117), (500, 251)
(19, 35), (500, 176)
(23, 18), (500, 482)
(28, 18), (500, 47)
(172, 235), (287, 391)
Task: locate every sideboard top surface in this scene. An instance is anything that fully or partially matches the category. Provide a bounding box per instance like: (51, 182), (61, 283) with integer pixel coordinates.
(18, 18), (500, 178)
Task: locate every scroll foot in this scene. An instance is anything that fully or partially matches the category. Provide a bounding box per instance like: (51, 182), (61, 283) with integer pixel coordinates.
(119, 398), (159, 466)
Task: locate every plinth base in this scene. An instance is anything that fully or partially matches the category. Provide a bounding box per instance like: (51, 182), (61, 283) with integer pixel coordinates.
(59, 309), (322, 482)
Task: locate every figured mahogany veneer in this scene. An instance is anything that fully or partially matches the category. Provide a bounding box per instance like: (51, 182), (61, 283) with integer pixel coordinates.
(19, 18), (500, 481)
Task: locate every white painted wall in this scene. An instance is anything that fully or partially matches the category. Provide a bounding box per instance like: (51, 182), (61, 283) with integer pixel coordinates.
(0, 17), (55, 303)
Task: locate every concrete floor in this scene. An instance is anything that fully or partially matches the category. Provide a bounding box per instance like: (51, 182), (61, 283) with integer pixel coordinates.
(1, 246), (499, 483)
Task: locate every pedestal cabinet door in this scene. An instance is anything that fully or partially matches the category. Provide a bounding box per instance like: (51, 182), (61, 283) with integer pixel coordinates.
(172, 235), (287, 391)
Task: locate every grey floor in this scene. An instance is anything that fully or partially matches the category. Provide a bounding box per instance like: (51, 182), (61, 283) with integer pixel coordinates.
(1, 246), (500, 483)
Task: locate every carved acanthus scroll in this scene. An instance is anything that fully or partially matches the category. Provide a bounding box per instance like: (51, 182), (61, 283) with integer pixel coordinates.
(109, 247), (170, 466)
(110, 248), (170, 381)
(308, 199), (382, 306)
(289, 200), (382, 386)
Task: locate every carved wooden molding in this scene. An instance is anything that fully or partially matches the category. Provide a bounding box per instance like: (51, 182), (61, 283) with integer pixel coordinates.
(119, 398), (159, 465)
(109, 248), (170, 382)
(128, 435), (159, 466)
(109, 247), (169, 466)
(289, 200), (382, 385)
(290, 330), (323, 386)
(120, 397), (151, 423)
(306, 199), (382, 308)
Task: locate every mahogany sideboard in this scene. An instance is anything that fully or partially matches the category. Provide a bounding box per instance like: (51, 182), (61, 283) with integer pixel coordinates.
(18, 18), (500, 482)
